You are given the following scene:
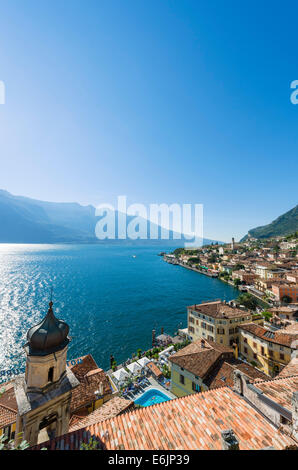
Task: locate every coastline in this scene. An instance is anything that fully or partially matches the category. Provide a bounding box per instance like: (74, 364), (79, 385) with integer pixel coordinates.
(163, 256), (271, 308)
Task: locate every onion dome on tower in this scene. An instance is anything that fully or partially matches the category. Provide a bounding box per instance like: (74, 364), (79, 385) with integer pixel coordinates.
(25, 301), (70, 356)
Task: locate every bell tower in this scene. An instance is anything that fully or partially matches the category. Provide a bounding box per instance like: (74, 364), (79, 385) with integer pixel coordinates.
(14, 301), (79, 447)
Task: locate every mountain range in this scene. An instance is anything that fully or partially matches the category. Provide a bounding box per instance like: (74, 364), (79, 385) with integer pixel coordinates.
(241, 205), (298, 241)
(0, 190), (218, 245)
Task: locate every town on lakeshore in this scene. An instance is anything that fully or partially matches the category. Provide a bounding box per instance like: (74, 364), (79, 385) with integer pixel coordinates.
(0, 232), (297, 451)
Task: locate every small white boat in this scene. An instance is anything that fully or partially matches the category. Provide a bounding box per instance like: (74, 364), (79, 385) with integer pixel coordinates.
(132, 255), (136, 258)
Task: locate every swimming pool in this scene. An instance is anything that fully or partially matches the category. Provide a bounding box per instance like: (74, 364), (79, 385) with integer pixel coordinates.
(134, 388), (172, 407)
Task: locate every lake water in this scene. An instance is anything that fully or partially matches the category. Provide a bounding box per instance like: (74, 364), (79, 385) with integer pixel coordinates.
(0, 244), (238, 380)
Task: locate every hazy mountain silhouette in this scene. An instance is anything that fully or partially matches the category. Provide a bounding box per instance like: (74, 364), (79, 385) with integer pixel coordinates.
(0, 190), (220, 245)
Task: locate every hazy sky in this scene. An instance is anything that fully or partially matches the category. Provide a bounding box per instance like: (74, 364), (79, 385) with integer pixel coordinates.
(0, 0), (297, 241)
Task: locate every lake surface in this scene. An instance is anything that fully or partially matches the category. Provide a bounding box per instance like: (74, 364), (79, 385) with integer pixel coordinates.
(0, 244), (238, 380)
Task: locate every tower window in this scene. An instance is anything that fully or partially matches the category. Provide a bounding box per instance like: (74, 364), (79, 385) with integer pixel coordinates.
(48, 367), (54, 382)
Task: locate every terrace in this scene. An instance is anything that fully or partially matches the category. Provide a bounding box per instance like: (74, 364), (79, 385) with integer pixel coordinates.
(107, 341), (186, 403)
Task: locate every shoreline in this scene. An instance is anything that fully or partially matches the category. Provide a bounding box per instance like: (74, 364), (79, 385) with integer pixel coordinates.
(164, 257), (271, 308)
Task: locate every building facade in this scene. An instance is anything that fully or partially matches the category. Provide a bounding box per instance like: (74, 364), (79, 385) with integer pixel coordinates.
(14, 301), (79, 447)
(239, 323), (297, 377)
(187, 300), (263, 347)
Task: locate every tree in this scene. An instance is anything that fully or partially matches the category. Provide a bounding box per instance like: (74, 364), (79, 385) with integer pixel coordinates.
(262, 310), (273, 322)
(137, 348), (142, 359)
(234, 263), (245, 271)
(0, 433), (30, 451)
(281, 295), (292, 304)
(237, 293), (258, 310)
(234, 278), (241, 287)
(188, 257), (201, 264)
(80, 437), (101, 450)
(207, 254), (218, 264)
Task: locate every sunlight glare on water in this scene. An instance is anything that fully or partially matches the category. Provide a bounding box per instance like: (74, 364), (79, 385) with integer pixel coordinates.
(0, 244), (238, 382)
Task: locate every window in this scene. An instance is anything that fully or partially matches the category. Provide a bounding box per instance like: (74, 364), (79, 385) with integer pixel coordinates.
(268, 350), (273, 358)
(280, 353), (285, 360)
(244, 338), (248, 344)
(244, 347), (248, 354)
(253, 353), (257, 359)
(179, 374), (185, 385)
(217, 328), (225, 335)
(48, 367), (54, 382)
(253, 342), (257, 349)
(192, 382), (196, 391)
(3, 426), (11, 442)
(229, 328), (235, 334)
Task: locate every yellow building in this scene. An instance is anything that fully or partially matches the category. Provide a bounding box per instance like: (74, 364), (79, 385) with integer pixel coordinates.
(169, 339), (233, 397)
(239, 323), (297, 377)
(187, 300), (263, 348)
(169, 338), (268, 398)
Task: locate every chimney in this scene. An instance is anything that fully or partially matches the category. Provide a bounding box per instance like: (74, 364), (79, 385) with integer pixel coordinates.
(292, 392), (298, 441)
(221, 429), (239, 450)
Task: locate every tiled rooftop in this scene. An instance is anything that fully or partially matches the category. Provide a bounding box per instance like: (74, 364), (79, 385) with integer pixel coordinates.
(254, 375), (298, 410)
(69, 396), (133, 432)
(146, 362), (163, 378)
(0, 404), (17, 428)
(169, 339), (233, 378)
(32, 387), (295, 450)
(239, 323), (297, 347)
(204, 358), (268, 389)
(188, 300), (250, 319)
(69, 355), (112, 413)
(278, 358), (298, 378)
(0, 380), (18, 429)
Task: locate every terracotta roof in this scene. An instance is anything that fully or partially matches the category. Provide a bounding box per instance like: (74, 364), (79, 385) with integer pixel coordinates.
(69, 355), (112, 413)
(146, 362), (163, 378)
(278, 323), (298, 335)
(69, 396), (133, 432)
(169, 340), (233, 378)
(188, 300), (250, 319)
(0, 381), (18, 429)
(0, 404), (17, 428)
(253, 375), (298, 410)
(204, 358), (268, 389)
(32, 387), (295, 450)
(239, 323), (297, 347)
(278, 358), (298, 378)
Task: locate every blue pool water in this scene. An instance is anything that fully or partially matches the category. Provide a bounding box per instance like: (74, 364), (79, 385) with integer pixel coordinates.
(134, 388), (172, 407)
(0, 244), (238, 380)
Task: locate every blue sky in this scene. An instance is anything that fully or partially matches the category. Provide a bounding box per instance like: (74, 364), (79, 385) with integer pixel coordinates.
(0, 0), (297, 241)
